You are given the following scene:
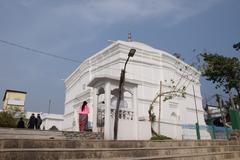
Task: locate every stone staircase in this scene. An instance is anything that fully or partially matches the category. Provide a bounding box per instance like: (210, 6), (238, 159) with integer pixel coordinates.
(0, 128), (240, 159)
(0, 139), (240, 160)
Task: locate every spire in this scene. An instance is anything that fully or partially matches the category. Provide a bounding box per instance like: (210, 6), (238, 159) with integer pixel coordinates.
(128, 32), (132, 42)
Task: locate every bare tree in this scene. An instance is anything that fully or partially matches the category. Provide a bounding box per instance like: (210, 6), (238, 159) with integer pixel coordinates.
(148, 60), (199, 137)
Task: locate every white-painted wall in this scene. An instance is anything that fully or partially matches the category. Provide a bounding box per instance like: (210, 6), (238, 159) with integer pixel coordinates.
(64, 40), (210, 140)
(41, 113), (63, 130)
(25, 112), (63, 130)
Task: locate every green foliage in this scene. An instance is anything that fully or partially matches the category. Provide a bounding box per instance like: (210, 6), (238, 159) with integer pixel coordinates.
(173, 53), (184, 61)
(0, 111), (17, 128)
(233, 42), (240, 51)
(150, 135), (172, 140)
(201, 53), (240, 99)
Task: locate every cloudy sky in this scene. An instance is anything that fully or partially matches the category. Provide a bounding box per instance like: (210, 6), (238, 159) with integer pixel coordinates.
(0, 0), (239, 114)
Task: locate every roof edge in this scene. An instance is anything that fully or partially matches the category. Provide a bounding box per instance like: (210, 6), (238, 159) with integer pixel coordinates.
(2, 90), (27, 101)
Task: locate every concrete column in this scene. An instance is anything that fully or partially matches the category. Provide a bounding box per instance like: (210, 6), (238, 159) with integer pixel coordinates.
(104, 81), (112, 140)
(92, 88), (98, 132)
(133, 86), (138, 140)
(74, 106), (79, 131)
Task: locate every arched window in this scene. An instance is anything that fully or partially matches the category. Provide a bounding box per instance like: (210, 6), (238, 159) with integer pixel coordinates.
(171, 112), (178, 121)
(97, 87), (105, 95)
(110, 88), (133, 109)
(110, 96), (128, 108)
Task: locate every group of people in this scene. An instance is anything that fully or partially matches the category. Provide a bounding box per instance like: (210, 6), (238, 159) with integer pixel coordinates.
(17, 101), (89, 132)
(17, 113), (42, 129)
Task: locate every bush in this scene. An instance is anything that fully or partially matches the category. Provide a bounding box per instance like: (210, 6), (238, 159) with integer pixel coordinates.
(150, 135), (172, 140)
(0, 111), (17, 128)
(49, 125), (59, 131)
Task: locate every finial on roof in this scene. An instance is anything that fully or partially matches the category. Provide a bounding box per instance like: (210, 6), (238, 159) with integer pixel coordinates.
(128, 32), (132, 42)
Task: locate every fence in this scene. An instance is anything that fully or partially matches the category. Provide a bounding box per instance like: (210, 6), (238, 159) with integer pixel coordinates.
(182, 124), (232, 140)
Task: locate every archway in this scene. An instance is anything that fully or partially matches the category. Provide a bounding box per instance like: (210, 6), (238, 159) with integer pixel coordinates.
(96, 87), (105, 132)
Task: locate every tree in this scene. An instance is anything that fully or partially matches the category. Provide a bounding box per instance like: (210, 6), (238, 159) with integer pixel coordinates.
(233, 42), (240, 51)
(148, 82), (186, 136)
(0, 111), (16, 128)
(148, 60), (199, 137)
(173, 53), (184, 61)
(201, 53), (240, 101)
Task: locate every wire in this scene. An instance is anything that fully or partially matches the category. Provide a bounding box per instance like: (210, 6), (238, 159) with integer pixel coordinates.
(0, 39), (82, 64)
(0, 39), (144, 75)
(0, 39), (204, 88)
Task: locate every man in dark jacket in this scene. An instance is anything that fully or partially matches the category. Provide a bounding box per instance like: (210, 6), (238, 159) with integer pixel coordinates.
(28, 113), (35, 129)
(17, 117), (25, 128)
(36, 114), (42, 129)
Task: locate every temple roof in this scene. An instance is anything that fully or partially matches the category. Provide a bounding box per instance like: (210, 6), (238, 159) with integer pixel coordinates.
(117, 40), (159, 52)
(2, 89), (27, 101)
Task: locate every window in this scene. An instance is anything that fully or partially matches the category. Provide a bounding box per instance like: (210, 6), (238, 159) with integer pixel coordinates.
(82, 83), (86, 90)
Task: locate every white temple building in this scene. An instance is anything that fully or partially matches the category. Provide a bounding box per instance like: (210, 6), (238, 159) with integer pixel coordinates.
(25, 112), (63, 130)
(63, 39), (210, 140)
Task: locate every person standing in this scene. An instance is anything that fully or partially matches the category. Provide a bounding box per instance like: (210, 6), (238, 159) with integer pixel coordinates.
(17, 117), (25, 128)
(28, 113), (36, 129)
(36, 114), (42, 129)
(79, 101), (89, 132)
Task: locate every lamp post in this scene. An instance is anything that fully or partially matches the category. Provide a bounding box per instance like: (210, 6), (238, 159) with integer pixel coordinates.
(114, 48), (136, 140)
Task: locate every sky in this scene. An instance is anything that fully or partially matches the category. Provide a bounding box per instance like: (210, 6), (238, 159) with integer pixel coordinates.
(0, 0), (239, 114)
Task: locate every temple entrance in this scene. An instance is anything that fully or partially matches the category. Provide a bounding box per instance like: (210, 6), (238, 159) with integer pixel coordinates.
(88, 77), (138, 140)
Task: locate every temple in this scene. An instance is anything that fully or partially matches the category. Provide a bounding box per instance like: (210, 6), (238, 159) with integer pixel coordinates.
(63, 40), (210, 140)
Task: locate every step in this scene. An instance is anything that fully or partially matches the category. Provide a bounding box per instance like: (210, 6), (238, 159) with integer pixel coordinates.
(76, 151), (240, 160)
(0, 139), (239, 149)
(1, 145), (240, 160)
(123, 151), (240, 160)
(0, 127), (103, 140)
(62, 131), (103, 140)
(0, 128), (64, 139)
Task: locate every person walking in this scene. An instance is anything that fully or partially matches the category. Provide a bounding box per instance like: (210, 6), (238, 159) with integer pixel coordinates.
(79, 101), (89, 132)
(17, 117), (25, 128)
(28, 113), (36, 129)
(36, 114), (42, 129)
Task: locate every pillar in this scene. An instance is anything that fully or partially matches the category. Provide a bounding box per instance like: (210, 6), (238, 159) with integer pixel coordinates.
(133, 86), (138, 140)
(104, 81), (112, 139)
(92, 88), (98, 132)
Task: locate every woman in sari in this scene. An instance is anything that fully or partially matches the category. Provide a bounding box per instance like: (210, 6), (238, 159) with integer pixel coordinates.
(79, 101), (90, 132)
